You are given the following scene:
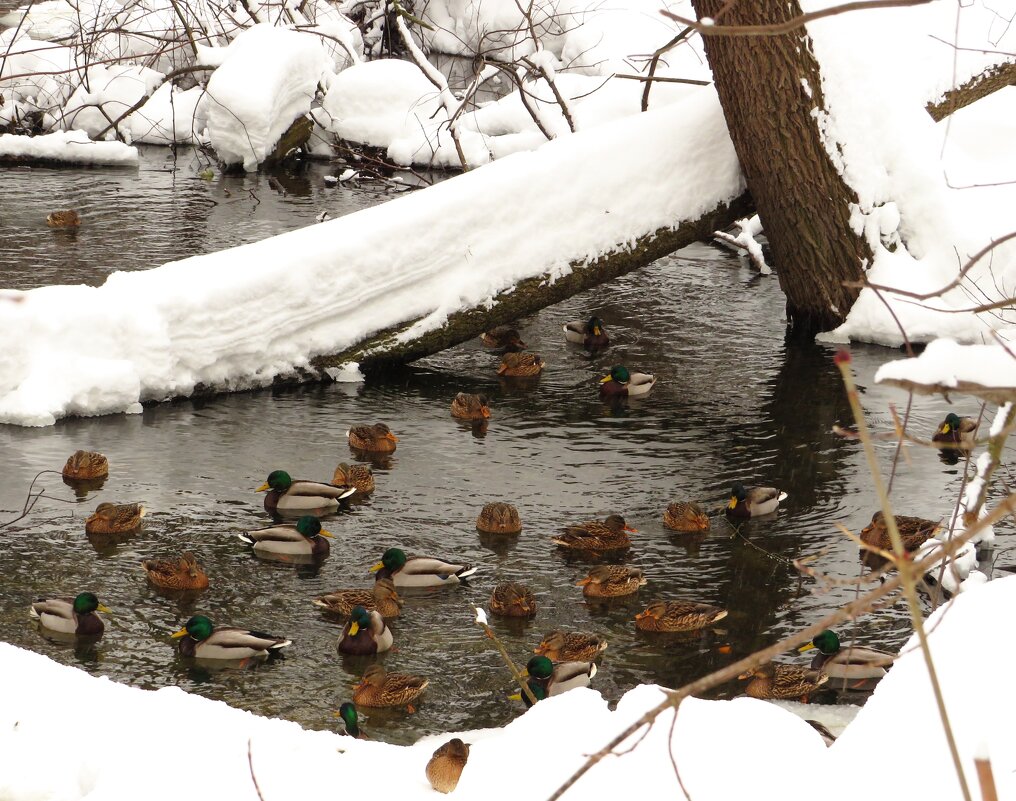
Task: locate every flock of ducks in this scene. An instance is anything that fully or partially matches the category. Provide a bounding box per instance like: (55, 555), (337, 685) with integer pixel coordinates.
(31, 321), (981, 781)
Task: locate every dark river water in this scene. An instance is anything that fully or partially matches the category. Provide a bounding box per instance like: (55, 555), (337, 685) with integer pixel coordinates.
(0, 148), (1009, 744)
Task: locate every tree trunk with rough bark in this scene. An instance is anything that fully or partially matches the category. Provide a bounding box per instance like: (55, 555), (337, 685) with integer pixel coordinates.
(691, 0), (872, 337)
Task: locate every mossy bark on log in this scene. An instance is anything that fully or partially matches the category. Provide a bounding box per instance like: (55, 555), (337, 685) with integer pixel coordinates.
(263, 115), (314, 165)
(312, 191), (753, 373)
(926, 62), (1016, 122)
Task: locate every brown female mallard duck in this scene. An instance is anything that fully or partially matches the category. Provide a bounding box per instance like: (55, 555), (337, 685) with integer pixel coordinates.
(663, 501), (710, 532)
(563, 316), (609, 350)
(332, 462), (375, 495)
(314, 577), (403, 619)
(798, 629), (894, 680)
(553, 514), (635, 552)
(738, 662), (829, 700)
(353, 664), (428, 708)
(599, 365), (656, 398)
(451, 392), (491, 421)
(426, 738), (470, 794)
(476, 502), (522, 534)
(30, 592), (110, 637)
(932, 413), (978, 449)
(369, 547), (477, 588)
(576, 565), (646, 597)
(347, 423), (399, 453)
(534, 630), (607, 662)
(62, 450), (108, 481)
(239, 515), (333, 560)
(171, 615), (291, 661)
(337, 606), (394, 655)
(257, 470), (356, 516)
(497, 352), (544, 378)
(85, 502), (145, 535)
(141, 552), (209, 591)
(726, 482), (787, 518)
(47, 209), (80, 227)
(634, 600), (728, 632)
(859, 511), (940, 569)
(480, 326), (526, 351)
(489, 582), (537, 617)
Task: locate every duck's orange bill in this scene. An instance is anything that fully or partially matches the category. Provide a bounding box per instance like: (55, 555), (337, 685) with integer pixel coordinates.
(727, 497), (737, 509)
(575, 577), (591, 586)
(481, 407), (491, 419)
(624, 525), (638, 533)
(320, 529), (335, 538)
(634, 610), (649, 620)
(256, 482), (270, 492)
(387, 432), (399, 442)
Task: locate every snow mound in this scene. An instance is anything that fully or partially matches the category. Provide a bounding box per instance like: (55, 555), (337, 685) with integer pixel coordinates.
(0, 130), (138, 165)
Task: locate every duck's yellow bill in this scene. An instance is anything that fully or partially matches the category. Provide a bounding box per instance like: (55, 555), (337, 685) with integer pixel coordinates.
(599, 375), (612, 383)
(348, 621), (360, 636)
(727, 497), (737, 509)
(941, 424), (951, 434)
(256, 482), (271, 492)
(507, 692), (523, 701)
(170, 627), (189, 639)
(320, 529), (335, 538)
(368, 562), (384, 573)
(798, 642), (816, 653)
(97, 604), (112, 613)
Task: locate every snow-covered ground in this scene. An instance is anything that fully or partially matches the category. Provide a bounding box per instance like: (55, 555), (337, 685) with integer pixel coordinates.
(2, 575), (1015, 801)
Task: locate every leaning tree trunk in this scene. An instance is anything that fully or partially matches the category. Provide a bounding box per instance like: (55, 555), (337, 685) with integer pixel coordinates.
(691, 0), (872, 337)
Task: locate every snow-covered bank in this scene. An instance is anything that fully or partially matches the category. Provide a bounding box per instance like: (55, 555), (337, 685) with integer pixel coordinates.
(3, 576), (1016, 801)
(0, 89), (742, 427)
(0, 130), (137, 165)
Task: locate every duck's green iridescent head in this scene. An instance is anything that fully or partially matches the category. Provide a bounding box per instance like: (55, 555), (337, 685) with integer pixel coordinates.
(810, 630), (841, 655)
(371, 547), (407, 573)
(173, 614), (214, 642)
(73, 592), (103, 614)
(295, 515), (330, 538)
(348, 606), (371, 636)
(258, 470), (292, 493)
(942, 413), (962, 433)
(608, 365), (630, 384)
(338, 702), (360, 734)
(731, 482), (747, 501)
(521, 679), (549, 707)
(526, 655), (554, 680)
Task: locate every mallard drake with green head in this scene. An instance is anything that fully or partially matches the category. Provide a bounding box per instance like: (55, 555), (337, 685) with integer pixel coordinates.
(171, 615), (291, 661)
(314, 577), (403, 619)
(239, 515), (333, 559)
(497, 352), (544, 377)
(451, 392), (491, 421)
(513, 655), (596, 706)
(480, 326), (526, 351)
(62, 450), (108, 481)
(534, 631), (607, 662)
(634, 600), (727, 632)
(489, 582), (537, 617)
(576, 565), (646, 597)
(563, 316), (609, 350)
(598, 365), (656, 398)
(860, 511), (940, 569)
(553, 514), (635, 552)
(332, 462), (375, 495)
(663, 501), (710, 532)
(30, 592), (110, 636)
(353, 664), (428, 708)
(336, 702), (369, 739)
(476, 502), (522, 534)
(337, 606), (393, 655)
(798, 630), (894, 680)
(932, 413), (978, 449)
(85, 502), (145, 535)
(257, 470), (356, 516)
(141, 552), (209, 591)
(426, 738), (470, 794)
(738, 662), (828, 700)
(726, 482), (787, 518)
(369, 547), (477, 588)
(347, 423), (399, 453)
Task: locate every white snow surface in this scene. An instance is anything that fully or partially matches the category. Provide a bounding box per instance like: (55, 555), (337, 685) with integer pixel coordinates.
(876, 339), (1016, 390)
(203, 24), (332, 171)
(3, 575), (1016, 800)
(0, 129), (138, 164)
(0, 88), (741, 426)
